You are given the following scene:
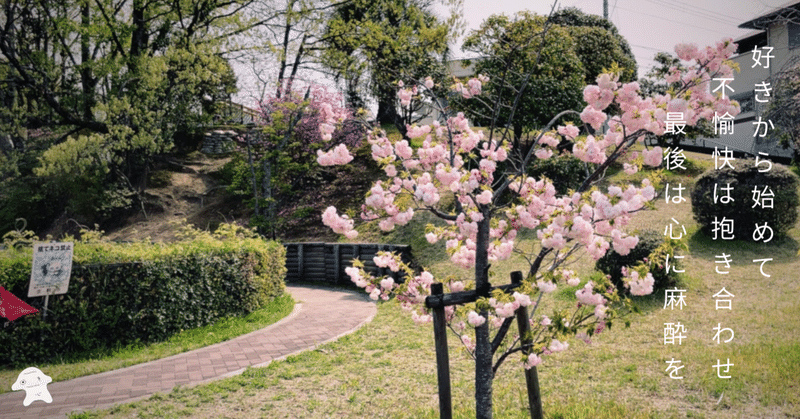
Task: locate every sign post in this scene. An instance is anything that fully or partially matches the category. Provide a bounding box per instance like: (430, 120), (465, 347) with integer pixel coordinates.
(28, 242), (73, 320)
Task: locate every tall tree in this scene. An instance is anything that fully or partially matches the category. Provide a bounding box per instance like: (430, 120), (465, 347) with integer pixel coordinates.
(762, 54), (800, 162)
(244, 0), (343, 101)
(547, 7), (637, 84)
(0, 0), (244, 224)
(318, 37), (741, 419)
(321, 0), (462, 134)
(458, 11), (586, 150)
(456, 9), (638, 156)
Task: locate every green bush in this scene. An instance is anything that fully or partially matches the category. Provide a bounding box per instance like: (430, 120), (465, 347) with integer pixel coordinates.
(0, 223), (285, 365)
(527, 153), (586, 195)
(691, 158), (799, 241)
(147, 170), (173, 188)
(595, 229), (680, 294)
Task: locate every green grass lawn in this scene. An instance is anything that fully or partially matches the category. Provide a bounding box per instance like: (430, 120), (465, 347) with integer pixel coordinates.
(71, 151), (800, 418)
(0, 293), (295, 394)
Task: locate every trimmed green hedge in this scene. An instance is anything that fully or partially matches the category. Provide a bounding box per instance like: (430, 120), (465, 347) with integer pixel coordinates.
(596, 229), (681, 294)
(0, 224), (286, 365)
(691, 159), (799, 241)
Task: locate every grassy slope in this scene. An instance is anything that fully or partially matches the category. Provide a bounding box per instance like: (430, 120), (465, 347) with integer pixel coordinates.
(72, 150), (800, 418)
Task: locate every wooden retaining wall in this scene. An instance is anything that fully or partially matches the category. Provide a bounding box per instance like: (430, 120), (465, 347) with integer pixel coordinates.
(284, 243), (413, 286)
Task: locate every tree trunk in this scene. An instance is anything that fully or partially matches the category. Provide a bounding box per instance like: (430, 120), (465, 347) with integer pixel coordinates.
(130, 0), (147, 59)
(80, 3), (96, 121)
(246, 135), (260, 222)
(276, 3), (293, 98)
(262, 157), (276, 239)
(475, 322), (493, 419)
(377, 94), (397, 126)
(474, 214), (493, 419)
(378, 93), (409, 138)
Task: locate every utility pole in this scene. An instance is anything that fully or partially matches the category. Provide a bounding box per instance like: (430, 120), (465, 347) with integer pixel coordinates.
(604, 0), (608, 20)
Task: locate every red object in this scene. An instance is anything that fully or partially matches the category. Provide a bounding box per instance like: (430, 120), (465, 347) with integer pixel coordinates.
(0, 286), (38, 321)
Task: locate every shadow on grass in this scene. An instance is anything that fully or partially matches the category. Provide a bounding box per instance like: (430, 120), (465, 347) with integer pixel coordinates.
(686, 228), (799, 261)
(626, 291), (665, 314)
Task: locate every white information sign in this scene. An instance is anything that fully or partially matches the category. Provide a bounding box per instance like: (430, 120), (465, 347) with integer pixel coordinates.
(28, 242), (73, 297)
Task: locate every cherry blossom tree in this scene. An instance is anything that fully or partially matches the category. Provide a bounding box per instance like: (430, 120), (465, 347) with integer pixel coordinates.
(317, 37), (740, 419)
(236, 82), (360, 238)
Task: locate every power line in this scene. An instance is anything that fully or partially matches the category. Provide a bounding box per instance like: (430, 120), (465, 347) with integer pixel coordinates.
(643, 0), (742, 26)
(614, 5), (737, 37)
(631, 43), (668, 53)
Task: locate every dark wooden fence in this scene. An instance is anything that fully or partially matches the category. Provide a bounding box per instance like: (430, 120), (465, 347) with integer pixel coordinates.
(283, 243), (413, 286)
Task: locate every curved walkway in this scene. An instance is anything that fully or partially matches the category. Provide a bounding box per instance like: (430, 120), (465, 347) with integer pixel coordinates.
(0, 284), (376, 419)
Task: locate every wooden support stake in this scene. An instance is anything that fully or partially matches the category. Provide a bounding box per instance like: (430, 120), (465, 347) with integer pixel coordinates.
(333, 244), (340, 284)
(511, 271), (543, 419)
(298, 244), (304, 279)
(378, 244), (385, 277)
(431, 283), (452, 419)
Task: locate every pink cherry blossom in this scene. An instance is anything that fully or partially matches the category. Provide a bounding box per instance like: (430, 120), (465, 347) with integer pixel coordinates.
(399, 89), (412, 107)
(380, 277), (396, 291)
(611, 229), (639, 256)
(321, 206), (357, 239)
(493, 300), (518, 318)
(476, 190), (493, 205)
(513, 291), (532, 307)
(374, 253), (401, 272)
(317, 144), (354, 166)
(426, 232), (438, 243)
(580, 106), (607, 130)
(468, 78), (482, 96)
(468, 310), (486, 327)
(557, 124), (579, 140)
(395, 140), (413, 159)
(549, 339), (569, 353)
(626, 270), (655, 296)
(412, 312), (433, 324)
(537, 280), (557, 294)
(523, 353), (542, 369)
(576, 282), (605, 306)
(535, 148), (553, 159)
(317, 45), (735, 393)
(538, 133), (560, 147)
(461, 335), (476, 352)
(641, 146), (663, 167)
(675, 42), (699, 61)
(345, 267), (369, 288)
(596, 73), (618, 90)
(594, 304), (608, 320)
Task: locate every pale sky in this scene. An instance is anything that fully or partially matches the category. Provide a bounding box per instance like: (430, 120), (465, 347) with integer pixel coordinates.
(232, 0), (791, 107)
(452, 0), (785, 75)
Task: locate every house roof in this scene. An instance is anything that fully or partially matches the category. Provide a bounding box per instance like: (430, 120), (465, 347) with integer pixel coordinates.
(734, 29), (767, 43)
(739, 1), (800, 30)
(733, 29), (768, 55)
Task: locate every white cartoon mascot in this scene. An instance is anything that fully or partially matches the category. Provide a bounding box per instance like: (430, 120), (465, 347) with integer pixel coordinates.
(11, 367), (53, 406)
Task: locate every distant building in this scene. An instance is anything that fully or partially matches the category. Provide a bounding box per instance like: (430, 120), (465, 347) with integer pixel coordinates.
(416, 59), (480, 126)
(688, 1), (800, 159)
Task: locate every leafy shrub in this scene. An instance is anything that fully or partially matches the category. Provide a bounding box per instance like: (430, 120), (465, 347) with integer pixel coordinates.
(0, 223), (285, 365)
(147, 170), (172, 188)
(691, 158), (799, 241)
(527, 153), (586, 195)
(596, 229), (681, 293)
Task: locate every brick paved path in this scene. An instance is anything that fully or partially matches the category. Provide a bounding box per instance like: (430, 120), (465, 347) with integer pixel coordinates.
(0, 284), (376, 418)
